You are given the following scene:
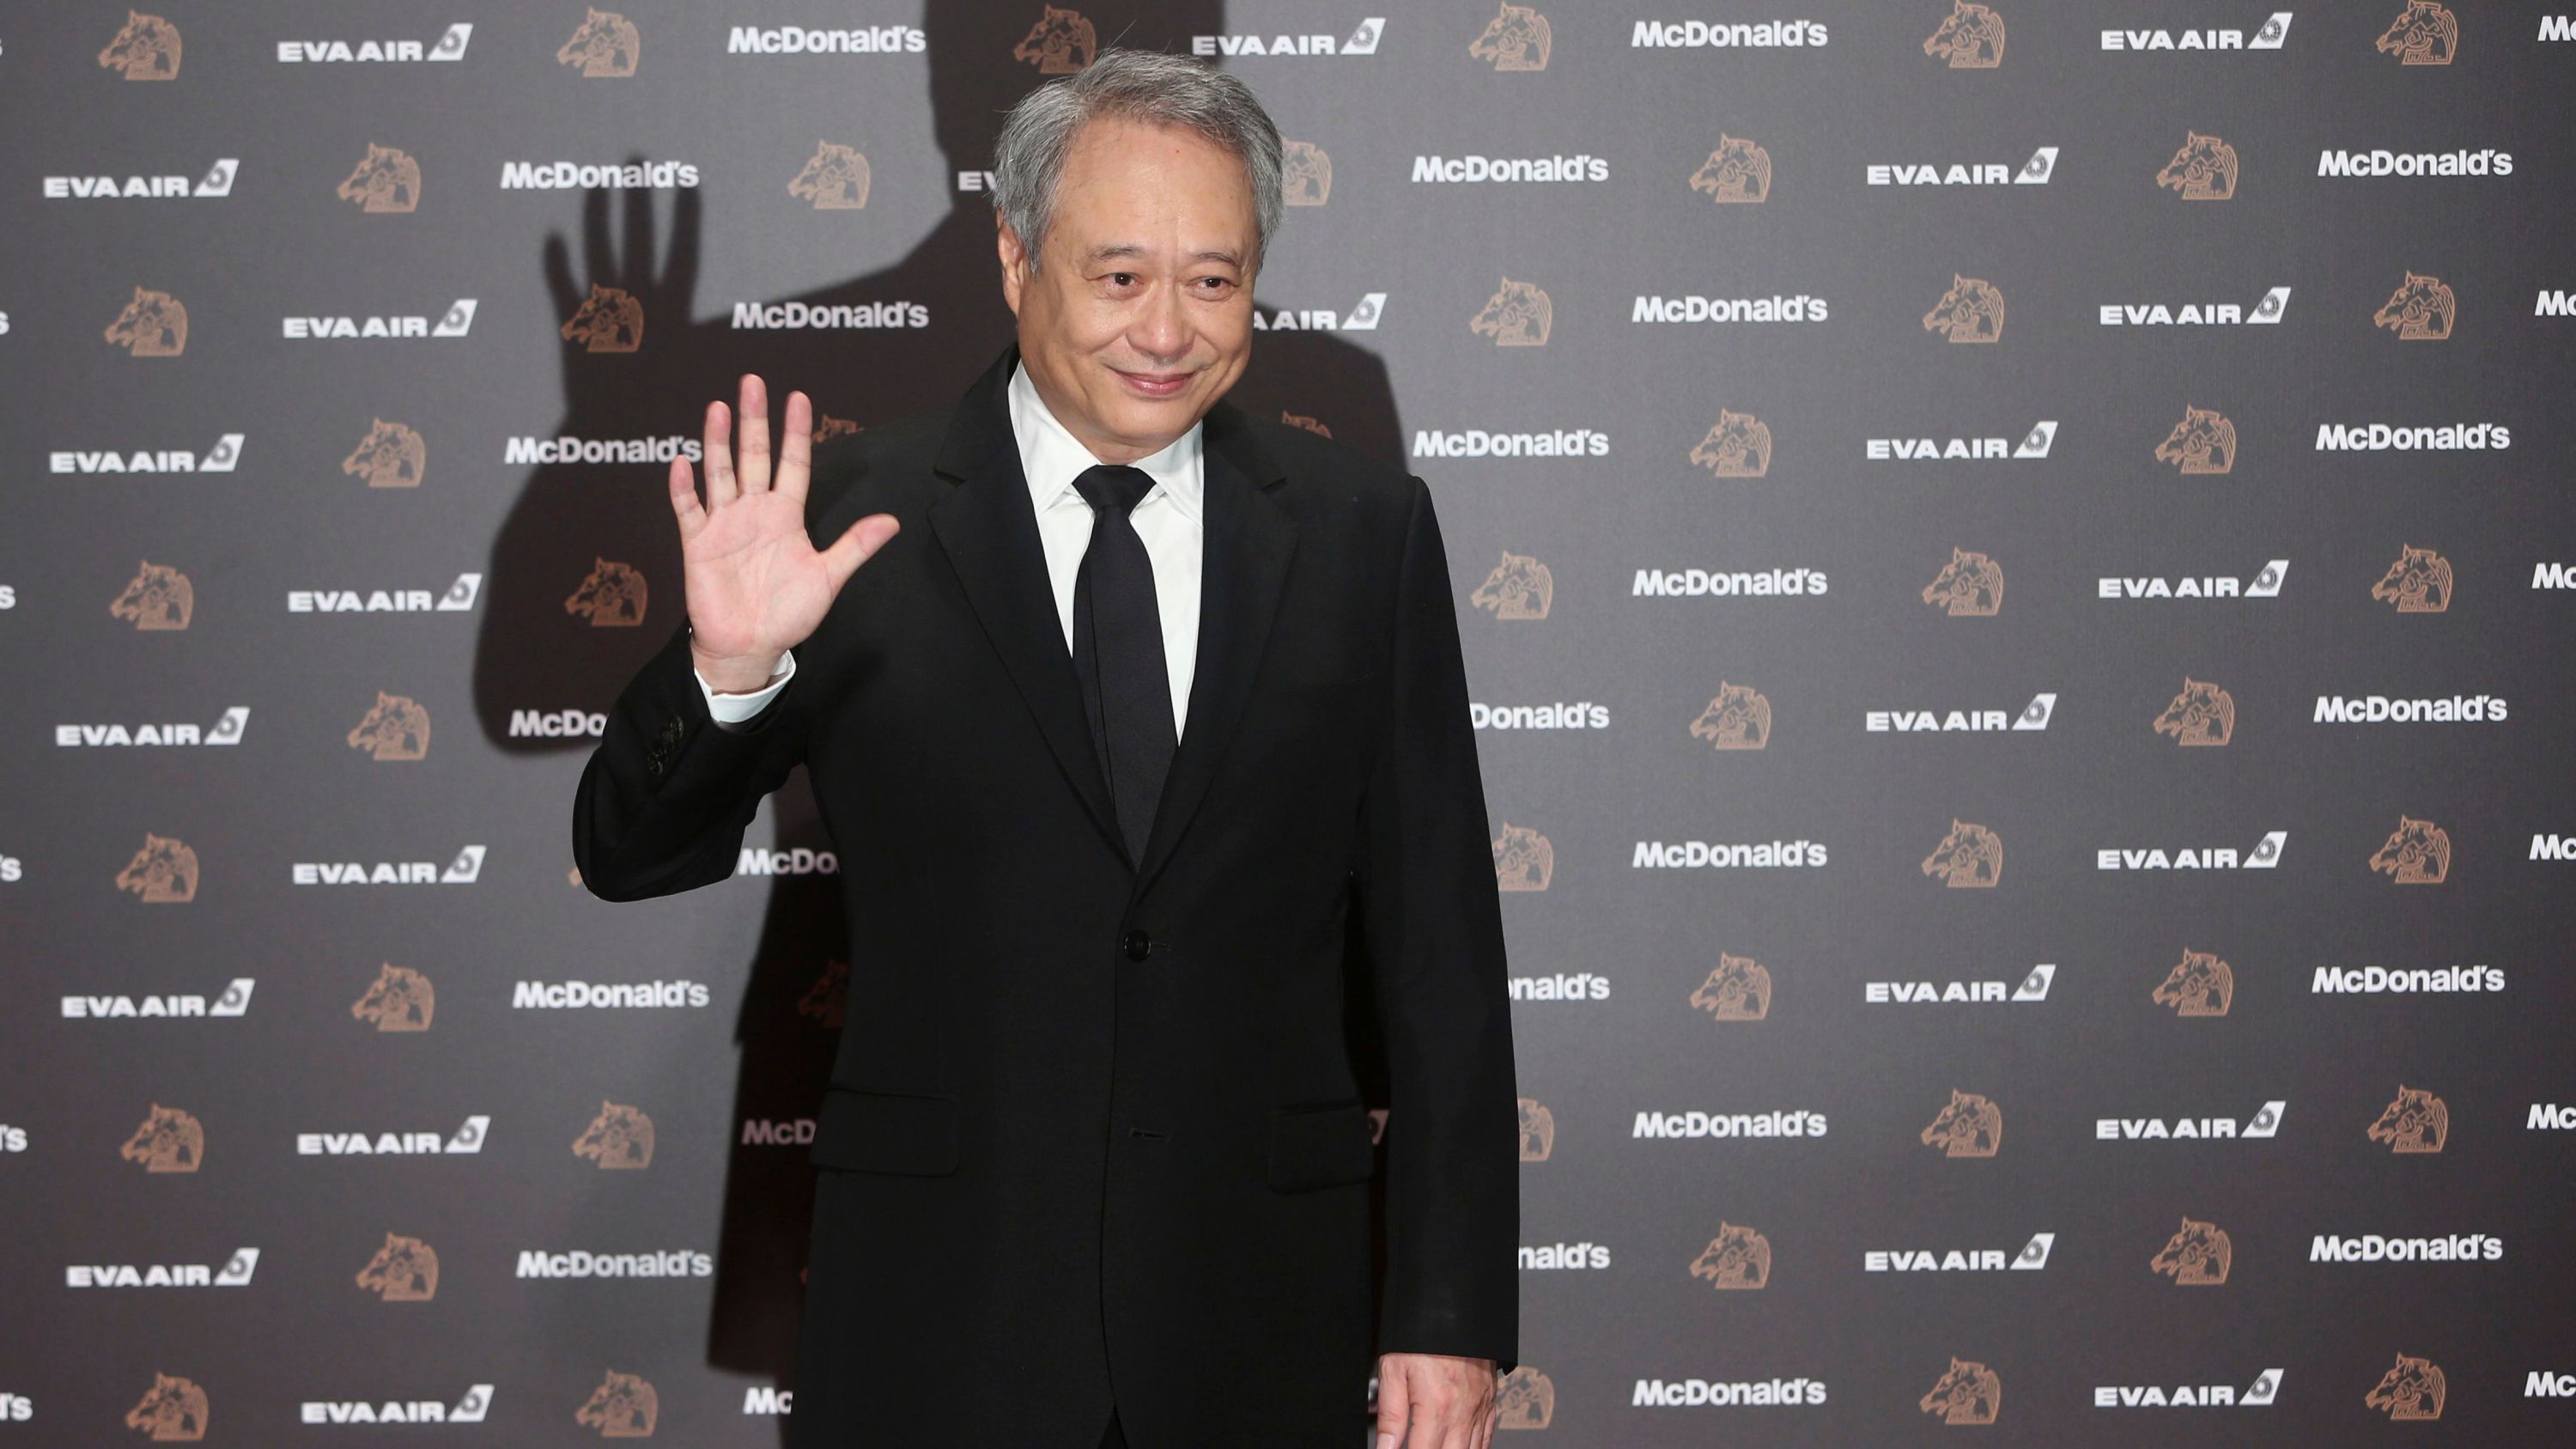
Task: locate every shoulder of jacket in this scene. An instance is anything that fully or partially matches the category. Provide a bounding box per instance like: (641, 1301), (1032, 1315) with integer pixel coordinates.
(1231, 411), (1422, 512)
(803, 400), (954, 534)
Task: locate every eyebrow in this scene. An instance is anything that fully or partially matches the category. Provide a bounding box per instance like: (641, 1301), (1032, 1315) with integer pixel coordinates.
(1079, 243), (1244, 269)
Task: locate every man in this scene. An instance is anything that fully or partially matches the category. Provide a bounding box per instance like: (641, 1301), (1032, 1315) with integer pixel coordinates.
(574, 51), (1516, 1449)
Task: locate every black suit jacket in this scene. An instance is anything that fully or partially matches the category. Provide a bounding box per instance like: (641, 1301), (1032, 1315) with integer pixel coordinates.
(574, 344), (1517, 1447)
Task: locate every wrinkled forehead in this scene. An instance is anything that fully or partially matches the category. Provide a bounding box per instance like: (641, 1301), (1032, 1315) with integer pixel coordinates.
(1051, 119), (1258, 253)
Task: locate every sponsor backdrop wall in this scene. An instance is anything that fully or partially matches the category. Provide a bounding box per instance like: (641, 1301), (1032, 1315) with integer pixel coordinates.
(4, 1), (2573, 1443)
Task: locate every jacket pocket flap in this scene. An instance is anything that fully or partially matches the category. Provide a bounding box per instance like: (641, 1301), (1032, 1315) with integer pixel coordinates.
(809, 1087), (959, 1176)
(1267, 1099), (1376, 1192)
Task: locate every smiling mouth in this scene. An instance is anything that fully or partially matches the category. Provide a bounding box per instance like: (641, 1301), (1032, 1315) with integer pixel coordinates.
(1112, 367), (1194, 395)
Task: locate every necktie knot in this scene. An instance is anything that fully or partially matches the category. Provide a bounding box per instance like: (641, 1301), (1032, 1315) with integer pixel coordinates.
(1074, 463), (1156, 518)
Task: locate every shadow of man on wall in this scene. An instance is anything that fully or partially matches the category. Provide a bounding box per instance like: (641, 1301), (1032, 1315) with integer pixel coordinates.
(470, 3), (1402, 1432)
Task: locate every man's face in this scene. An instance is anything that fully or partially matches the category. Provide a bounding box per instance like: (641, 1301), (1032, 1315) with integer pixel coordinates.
(999, 116), (1257, 465)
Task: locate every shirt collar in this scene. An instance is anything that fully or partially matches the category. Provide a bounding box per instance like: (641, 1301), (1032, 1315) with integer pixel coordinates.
(1007, 359), (1205, 521)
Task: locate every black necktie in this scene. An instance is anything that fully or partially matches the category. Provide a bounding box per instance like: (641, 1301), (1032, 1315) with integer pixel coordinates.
(1069, 464), (1176, 862)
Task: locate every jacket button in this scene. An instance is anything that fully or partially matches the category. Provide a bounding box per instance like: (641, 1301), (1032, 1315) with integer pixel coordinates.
(1121, 930), (1151, 962)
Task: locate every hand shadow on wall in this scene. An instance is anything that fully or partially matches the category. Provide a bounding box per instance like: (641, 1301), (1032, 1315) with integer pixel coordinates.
(468, 3), (1402, 1432)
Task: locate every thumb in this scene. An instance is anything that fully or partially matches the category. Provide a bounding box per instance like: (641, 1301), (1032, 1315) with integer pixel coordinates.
(1375, 1362), (1408, 1449)
(819, 513), (900, 591)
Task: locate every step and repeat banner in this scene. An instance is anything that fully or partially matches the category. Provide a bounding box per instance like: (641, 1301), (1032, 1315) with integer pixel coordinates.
(5, 1), (2575, 1443)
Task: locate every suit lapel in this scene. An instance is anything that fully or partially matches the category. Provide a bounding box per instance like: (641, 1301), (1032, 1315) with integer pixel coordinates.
(926, 345), (1125, 859)
(1133, 399), (1297, 896)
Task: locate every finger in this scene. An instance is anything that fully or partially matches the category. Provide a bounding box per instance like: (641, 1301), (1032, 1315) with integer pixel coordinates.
(776, 389), (813, 503)
(818, 514), (901, 594)
(737, 373), (772, 493)
(663, 187), (702, 303)
(1374, 1365), (1409, 1449)
(702, 399), (737, 505)
(581, 188), (614, 294)
(666, 455), (703, 537)
(620, 180), (655, 285)
(542, 233), (578, 320)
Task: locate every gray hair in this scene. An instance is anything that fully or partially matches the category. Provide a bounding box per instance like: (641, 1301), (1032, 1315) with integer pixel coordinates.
(991, 48), (1283, 276)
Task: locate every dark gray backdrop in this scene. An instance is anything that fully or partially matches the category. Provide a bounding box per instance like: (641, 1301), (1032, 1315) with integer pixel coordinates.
(5, 1), (2573, 1443)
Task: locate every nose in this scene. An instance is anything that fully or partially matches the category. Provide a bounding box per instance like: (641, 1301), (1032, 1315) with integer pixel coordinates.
(1127, 281), (1189, 363)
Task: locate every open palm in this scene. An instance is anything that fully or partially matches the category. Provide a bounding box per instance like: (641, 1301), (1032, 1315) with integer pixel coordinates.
(672, 374), (898, 691)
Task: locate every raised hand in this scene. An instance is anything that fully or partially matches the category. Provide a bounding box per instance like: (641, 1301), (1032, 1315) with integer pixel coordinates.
(672, 373), (898, 692)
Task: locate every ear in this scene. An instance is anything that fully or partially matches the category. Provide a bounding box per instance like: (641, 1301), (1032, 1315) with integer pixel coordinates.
(996, 213), (1029, 317)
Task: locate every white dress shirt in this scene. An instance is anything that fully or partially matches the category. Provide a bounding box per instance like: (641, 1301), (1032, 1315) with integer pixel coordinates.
(698, 361), (1206, 738)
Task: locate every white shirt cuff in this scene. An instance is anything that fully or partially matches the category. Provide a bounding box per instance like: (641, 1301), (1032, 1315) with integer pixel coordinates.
(696, 650), (795, 730)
